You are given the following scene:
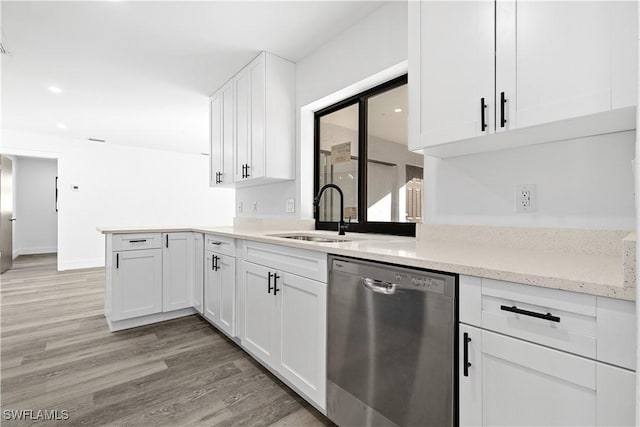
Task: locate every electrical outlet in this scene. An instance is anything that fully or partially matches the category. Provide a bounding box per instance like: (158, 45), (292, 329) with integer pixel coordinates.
(286, 199), (295, 213)
(516, 184), (536, 213)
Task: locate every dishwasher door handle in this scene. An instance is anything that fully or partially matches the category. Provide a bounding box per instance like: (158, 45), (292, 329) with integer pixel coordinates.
(362, 277), (397, 295)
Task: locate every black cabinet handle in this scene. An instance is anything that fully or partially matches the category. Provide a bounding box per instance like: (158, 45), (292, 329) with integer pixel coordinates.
(241, 164), (245, 179)
(128, 239), (147, 243)
(116, 253), (119, 269)
(268, 272), (274, 294)
(211, 254), (215, 271)
(245, 164), (250, 178)
(273, 274), (280, 296)
(500, 91), (507, 128)
(463, 332), (471, 377)
(500, 305), (560, 323)
(480, 97), (487, 131)
(165, 235), (169, 248)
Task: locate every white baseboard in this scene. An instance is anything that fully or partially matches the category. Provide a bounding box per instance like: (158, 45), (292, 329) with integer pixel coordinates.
(106, 308), (197, 332)
(13, 247), (57, 258)
(58, 258), (104, 271)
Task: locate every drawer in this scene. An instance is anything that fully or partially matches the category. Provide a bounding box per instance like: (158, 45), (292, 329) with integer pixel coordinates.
(481, 278), (597, 359)
(241, 240), (327, 282)
(112, 233), (162, 251)
(205, 234), (236, 257)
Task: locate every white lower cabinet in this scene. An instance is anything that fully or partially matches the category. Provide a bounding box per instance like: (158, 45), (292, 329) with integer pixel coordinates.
(192, 233), (204, 314)
(111, 248), (163, 321)
(162, 233), (194, 312)
(239, 259), (327, 409)
(204, 250), (236, 337)
(459, 276), (636, 427)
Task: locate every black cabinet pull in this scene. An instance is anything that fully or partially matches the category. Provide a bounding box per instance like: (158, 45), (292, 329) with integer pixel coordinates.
(500, 91), (507, 128)
(500, 305), (560, 323)
(273, 274), (280, 296)
(165, 235), (169, 248)
(245, 164), (250, 178)
(463, 332), (471, 377)
(116, 253), (119, 269)
(128, 239), (147, 243)
(211, 254), (215, 271)
(480, 97), (487, 131)
(241, 164), (245, 179)
(268, 272), (274, 294)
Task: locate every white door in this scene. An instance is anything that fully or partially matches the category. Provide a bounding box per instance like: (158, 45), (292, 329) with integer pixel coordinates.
(459, 324), (482, 427)
(209, 92), (222, 186)
(277, 272), (326, 407)
(162, 233), (193, 312)
(496, 1), (615, 130)
(235, 68), (250, 182)
(112, 249), (162, 321)
(410, 0), (494, 149)
(204, 251), (219, 323)
(217, 253), (236, 337)
(240, 261), (277, 365)
(248, 54), (265, 180)
(221, 81), (235, 185)
(192, 233), (204, 314)
(480, 329), (597, 426)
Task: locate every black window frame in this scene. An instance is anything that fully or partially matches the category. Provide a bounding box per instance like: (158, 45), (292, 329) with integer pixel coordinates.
(314, 74), (416, 237)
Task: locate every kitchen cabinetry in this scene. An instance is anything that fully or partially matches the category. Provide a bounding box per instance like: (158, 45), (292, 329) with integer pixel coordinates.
(209, 51), (295, 187)
(203, 234), (236, 337)
(409, 0), (638, 157)
(192, 233), (204, 314)
(238, 240), (327, 409)
(209, 81), (234, 186)
(162, 233), (194, 312)
(459, 276), (637, 426)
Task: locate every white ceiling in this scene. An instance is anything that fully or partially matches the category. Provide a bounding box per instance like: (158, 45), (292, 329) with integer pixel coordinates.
(322, 84), (407, 145)
(1, 1), (385, 154)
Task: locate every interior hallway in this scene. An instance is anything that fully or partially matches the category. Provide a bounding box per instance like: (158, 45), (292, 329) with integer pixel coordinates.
(0, 254), (332, 426)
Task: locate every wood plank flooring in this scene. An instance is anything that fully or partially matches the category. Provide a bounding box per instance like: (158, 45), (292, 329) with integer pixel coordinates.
(1, 254), (333, 426)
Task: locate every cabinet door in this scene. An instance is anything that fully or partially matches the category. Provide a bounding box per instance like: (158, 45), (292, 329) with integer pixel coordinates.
(240, 261), (278, 365)
(112, 249), (162, 321)
(221, 81), (235, 185)
(217, 254), (236, 337)
(209, 92), (222, 187)
(276, 272), (326, 408)
(204, 252), (220, 323)
(235, 68), (250, 182)
(481, 329), (597, 426)
(248, 54), (265, 180)
(497, 1), (615, 130)
(410, 0), (494, 149)
(596, 363), (636, 426)
(162, 233), (193, 312)
(459, 324), (482, 427)
(192, 234), (204, 314)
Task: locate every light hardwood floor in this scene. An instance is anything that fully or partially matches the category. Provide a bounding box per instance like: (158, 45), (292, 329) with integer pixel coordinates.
(1, 254), (333, 427)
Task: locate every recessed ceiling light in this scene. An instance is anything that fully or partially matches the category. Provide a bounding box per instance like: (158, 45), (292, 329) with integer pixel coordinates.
(48, 86), (63, 94)
(394, 108), (403, 113)
(56, 123), (67, 129)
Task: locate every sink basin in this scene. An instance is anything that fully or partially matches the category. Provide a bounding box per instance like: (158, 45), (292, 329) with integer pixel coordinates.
(271, 234), (349, 243)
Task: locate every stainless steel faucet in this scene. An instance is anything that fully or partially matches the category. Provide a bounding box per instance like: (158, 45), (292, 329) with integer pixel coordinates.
(314, 184), (348, 236)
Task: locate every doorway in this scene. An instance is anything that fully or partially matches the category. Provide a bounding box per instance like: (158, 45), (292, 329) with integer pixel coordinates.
(0, 155), (59, 273)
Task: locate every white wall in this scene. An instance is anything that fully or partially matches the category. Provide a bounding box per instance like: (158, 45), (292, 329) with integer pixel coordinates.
(235, 1), (408, 219)
(13, 156), (58, 255)
(1, 129), (235, 270)
(424, 131), (636, 230)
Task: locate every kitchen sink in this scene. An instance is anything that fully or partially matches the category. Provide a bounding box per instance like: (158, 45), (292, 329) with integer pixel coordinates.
(270, 234), (349, 243)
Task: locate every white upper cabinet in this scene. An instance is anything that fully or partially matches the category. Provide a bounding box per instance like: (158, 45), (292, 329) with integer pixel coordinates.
(210, 51), (295, 187)
(410, 0), (638, 157)
(408, 0), (494, 150)
(210, 82), (235, 186)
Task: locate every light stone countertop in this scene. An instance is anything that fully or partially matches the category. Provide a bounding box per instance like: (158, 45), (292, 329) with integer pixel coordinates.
(97, 224), (635, 301)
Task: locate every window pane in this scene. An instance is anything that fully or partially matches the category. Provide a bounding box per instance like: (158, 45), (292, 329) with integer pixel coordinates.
(318, 103), (359, 223)
(366, 84), (423, 223)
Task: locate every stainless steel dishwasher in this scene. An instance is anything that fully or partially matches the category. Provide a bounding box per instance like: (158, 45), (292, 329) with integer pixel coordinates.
(327, 255), (457, 427)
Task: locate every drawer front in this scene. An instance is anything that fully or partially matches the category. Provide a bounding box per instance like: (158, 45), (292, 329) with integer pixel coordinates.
(481, 278), (597, 359)
(241, 240), (327, 282)
(205, 234), (236, 256)
(112, 233), (162, 251)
